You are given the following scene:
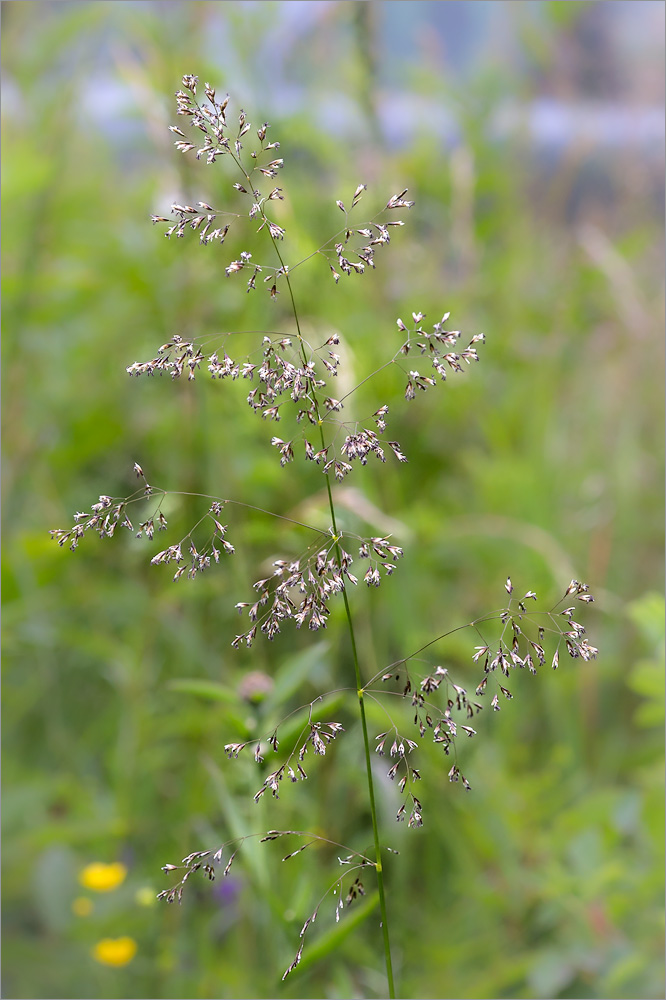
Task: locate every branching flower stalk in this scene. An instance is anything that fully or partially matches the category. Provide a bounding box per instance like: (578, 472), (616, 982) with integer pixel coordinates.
(50, 75), (597, 996)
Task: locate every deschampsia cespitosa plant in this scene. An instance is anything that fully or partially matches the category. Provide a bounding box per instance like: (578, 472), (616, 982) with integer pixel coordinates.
(50, 75), (597, 996)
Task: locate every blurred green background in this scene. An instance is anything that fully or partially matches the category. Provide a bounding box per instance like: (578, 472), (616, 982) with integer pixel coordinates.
(2, 2), (664, 998)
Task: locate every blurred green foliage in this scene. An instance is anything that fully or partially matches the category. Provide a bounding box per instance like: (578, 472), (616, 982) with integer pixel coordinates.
(2, 2), (664, 998)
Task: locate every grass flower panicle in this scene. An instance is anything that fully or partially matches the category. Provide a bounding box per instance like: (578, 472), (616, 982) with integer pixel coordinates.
(50, 74), (598, 996)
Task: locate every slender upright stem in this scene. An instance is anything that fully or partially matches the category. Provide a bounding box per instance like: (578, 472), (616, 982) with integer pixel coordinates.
(273, 241), (396, 998)
(339, 580), (396, 999)
(230, 129), (398, 988)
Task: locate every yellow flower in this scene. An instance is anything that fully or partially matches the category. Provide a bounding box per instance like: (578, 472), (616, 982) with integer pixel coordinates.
(79, 862), (127, 892)
(92, 937), (137, 967)
(72, 896), (93, 917)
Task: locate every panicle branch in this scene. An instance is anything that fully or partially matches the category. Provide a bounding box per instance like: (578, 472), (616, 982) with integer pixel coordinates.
(363, 576), (597, 825)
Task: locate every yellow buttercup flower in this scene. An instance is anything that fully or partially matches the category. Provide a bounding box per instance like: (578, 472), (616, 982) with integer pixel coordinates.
(92, 937), (137, 967)
(72, 896), (93, 917)
(79, 862), (127, 892)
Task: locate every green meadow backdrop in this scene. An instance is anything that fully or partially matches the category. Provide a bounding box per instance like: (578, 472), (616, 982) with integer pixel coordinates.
(2, 3), (664, 998)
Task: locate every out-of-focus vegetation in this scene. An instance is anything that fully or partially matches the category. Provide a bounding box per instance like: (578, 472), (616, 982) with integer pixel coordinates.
(2, 2), (664, 998)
